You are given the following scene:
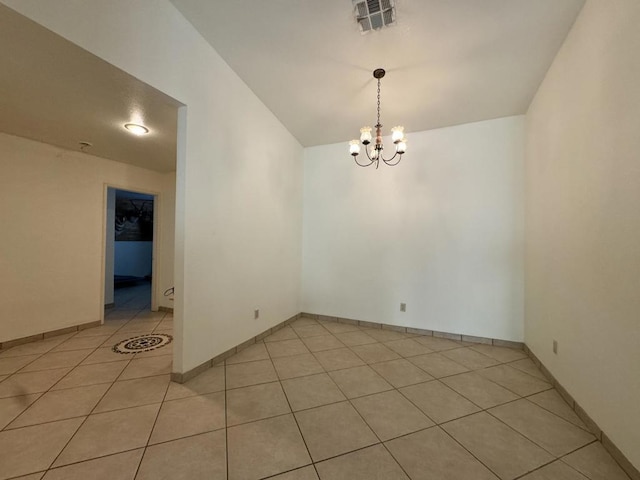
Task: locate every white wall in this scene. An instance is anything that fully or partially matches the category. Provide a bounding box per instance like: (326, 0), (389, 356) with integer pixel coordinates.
(525, 0), (640, 468)
(303, 116), (524, 341)
(2, 0), (304, 373)
(158, 172), (176, 309)
(104, 187), (115, 305)
(114, 242), (153, 277)
(0, 133), (175, 342)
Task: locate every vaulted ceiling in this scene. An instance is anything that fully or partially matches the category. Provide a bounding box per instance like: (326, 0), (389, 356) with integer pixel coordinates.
(170, 0), (585, 146)
(0, 1), (585, 172)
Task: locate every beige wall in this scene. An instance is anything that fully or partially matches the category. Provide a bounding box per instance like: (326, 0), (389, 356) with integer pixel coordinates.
(525, 0), (640, 468)
(0, 132), (175, 342)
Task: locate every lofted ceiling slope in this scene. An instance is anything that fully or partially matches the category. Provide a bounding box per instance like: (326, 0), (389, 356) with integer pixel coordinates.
(170, 0), (585, 147)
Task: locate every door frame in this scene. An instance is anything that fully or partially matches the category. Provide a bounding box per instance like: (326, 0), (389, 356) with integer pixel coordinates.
(100, 184), (162, 323)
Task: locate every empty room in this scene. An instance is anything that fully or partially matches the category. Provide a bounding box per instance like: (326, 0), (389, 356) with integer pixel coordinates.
(0, 1), (638, 479)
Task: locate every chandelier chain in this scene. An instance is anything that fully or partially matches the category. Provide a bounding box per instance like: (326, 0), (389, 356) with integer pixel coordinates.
(377, 77), (381, 127)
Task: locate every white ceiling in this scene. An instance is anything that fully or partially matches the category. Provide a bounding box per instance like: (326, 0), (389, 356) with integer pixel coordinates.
(0, 4), (180, 173)
(170, 0), (585, 147)
(1, 1), (585, 168)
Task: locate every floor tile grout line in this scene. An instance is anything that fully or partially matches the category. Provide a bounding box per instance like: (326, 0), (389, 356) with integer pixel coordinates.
(2, 446), (145, 480)
(404, 347), (552, 398)
(439, 348), (502, 371)
(438, 422), (506, 479)
(0, 392), (47, 432)
(3, 351), (133, 431)
(310, 441), (386, 470)
(268, 340), (506, 387)
(477, 362), (552, 390)
(427, 377), (489, 411)
(39, 314), (154, 474)
(0, 344), (532, 406)
(504, 356), (558, 382)
(172, 316), (612, 480)
(300, 349), (416, 477)
(560, 450), (615, 480)
(522, 391), (593, 433)
(508, 363), (551, 383)
(225, 379), (517, 431)
(273, 330), (331, 384)
(5, 471), (47, 480)
(437, 371), (551, 413)
(258, 464), (315, 479)
(509, 395), (591, 433)
(140, 425), (228, 449)
(483, 404), (596, 461)
(32, 298), (155, 471)
(12, 348), (104, 376)
(2, 311), (616, 479)
(4, 345), (69, 374)
(263, 334), (322, 479)
(136, 369), (173, 479)
(410, 379), (576, 445)
(0, 317), (142, 430)
(344, 388), (415, 479)
(311, 440), (411, 475)
(44, 363), (133, 473)
(224, 358), (229, 480)
(251, 322), (616, 478)
(0, 348), (55, 359)
(222, 409), (296, 431)
(393, 381), (443, 426)
(559, 439), (600, 459)
(406, 350), (474, 376)
(4, 393), (107, 431)
(466, 344), (528, 362)
(509, 439), (602, 480)
(77, 391), (169, 417)
(34, 310), (144, 471)
(510, 454), (591, 480)
(460, 367), (553, 399)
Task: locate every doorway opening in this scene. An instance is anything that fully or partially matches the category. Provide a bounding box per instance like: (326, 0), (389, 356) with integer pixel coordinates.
(104, 187), (157, 316)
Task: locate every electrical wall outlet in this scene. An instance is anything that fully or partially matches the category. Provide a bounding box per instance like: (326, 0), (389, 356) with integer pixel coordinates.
(400, 303), (406, 312)
(553, 339), (558, 354)
(254, 309), (260, 320)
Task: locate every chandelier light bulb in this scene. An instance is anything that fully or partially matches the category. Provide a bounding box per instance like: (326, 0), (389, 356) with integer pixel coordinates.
(391, 126), (404, 143)
(396, 139), (407, 154)
(360, 127), (373, 144)
(349, 140), (361, 156)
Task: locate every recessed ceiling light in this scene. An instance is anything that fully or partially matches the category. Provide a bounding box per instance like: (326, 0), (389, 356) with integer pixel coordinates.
(124, 123), (149, 135)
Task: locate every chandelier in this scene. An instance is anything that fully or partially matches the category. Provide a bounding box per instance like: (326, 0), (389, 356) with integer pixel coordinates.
(349, 68), (407, 168)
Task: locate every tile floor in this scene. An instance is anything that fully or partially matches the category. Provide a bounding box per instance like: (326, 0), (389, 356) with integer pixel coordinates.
(0, 284), (632, 480)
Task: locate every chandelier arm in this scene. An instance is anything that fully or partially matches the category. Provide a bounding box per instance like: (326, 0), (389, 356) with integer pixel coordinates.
(354, 148), (376, 167)
(354, 156), (375, 168)
(382, 151), (402, 166)
(364, 145), (375, 161)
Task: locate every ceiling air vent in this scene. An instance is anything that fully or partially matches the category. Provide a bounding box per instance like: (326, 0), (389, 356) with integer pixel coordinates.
(353, 0), (396, 34)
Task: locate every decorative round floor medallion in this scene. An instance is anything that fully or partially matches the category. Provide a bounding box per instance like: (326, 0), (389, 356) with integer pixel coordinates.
(112, 333), (172, 354)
